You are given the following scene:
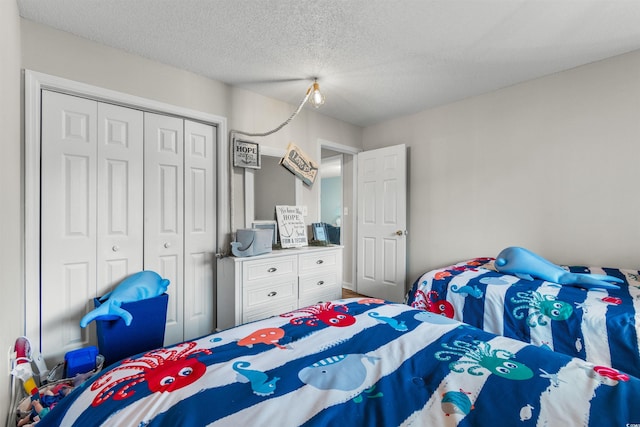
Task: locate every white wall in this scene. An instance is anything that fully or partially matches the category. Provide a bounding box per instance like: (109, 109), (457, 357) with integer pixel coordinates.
(0, 0), (23, 422)
(21, 19), (231, 125)
(364, 50), (640, 283)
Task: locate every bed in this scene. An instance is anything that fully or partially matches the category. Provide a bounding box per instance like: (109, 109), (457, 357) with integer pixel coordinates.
(407, 257), (640, 378)
(38, 298), (639, 426)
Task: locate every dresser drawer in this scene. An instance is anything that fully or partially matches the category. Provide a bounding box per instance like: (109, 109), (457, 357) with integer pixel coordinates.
(299, 271), (339, 296)
(243, 279), (297, 311)
(243, 256), (297, 284)
(298, 250), (339, 274)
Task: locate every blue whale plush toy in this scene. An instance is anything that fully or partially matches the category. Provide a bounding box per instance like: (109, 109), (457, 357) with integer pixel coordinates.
(80, 271), (170, 328)
(494, 246), (622, 290)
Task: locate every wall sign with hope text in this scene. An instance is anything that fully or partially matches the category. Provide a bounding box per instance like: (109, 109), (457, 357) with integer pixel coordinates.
(275, 205), (308, 248)
(233, 139), (261, 169)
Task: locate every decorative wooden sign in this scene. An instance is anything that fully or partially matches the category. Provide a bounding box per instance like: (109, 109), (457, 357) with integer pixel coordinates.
(275, 205), (308, 248)
(280, 143), (318, 187)
(233, 139), (261, 169)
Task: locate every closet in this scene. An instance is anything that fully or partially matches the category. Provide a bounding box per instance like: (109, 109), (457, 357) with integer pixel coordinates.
(40, 90), (216, 361)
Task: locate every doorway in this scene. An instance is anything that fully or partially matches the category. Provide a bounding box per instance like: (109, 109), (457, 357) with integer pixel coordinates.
(318, 140), (360, 292)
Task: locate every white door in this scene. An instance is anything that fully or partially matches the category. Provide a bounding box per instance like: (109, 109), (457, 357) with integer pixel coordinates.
(183, 120), (216, 339)
(356, 144), (407, 302)
(96, 103), (144, 298)
(144, 112), (185, 345)
(41, 91), (144, 361)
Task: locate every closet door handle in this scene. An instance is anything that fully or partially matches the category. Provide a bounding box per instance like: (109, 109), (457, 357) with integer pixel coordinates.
(112, 245), (119, 252)
(268, 267), (277, 273)
(316, 259), (324, 265)
(267, 291), (277, 297)
(164, 242), (171, 248)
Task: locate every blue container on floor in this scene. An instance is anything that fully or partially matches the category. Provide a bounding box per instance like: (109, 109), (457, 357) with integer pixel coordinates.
(94, 293), (168, 366)
(65, 346), (98, 377)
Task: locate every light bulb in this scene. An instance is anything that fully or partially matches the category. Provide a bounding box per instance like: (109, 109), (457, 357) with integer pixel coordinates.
(309, 81), (325, 108)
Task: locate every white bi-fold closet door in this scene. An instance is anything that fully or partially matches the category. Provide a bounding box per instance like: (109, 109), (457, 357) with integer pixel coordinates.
(40, 90), (216, 362)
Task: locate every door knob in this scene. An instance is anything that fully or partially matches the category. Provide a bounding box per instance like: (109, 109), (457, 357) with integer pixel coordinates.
(112, 245), (119, 252)
(395, 230), (407, 236)
(164, 242), (171, 248)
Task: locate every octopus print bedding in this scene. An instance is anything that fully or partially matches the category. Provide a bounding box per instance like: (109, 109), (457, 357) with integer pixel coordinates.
(39, 299), (639, 426)
(407, 258), (640, 378)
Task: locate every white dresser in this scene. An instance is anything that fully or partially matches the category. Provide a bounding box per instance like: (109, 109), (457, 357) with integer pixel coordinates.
(217, 246), (343, 330)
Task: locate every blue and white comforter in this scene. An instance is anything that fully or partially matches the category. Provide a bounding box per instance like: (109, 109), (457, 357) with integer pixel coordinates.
(41, 299), (639, 426)
(407, 258), (640, 378)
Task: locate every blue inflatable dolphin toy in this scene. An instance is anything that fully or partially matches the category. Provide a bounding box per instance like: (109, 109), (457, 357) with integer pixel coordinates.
(494, 247), (622, 290)
(80, 271), (170, 327)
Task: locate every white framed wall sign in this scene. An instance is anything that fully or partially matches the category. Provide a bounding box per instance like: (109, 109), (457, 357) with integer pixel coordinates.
(275, 205), (308, 248)
(233, 139), (261, 169)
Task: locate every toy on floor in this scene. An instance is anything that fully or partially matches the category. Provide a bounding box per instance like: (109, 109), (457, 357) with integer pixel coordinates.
(494, 246), (622, 290)
(80, 271), (170, 327)
(17, 382), (73, 426)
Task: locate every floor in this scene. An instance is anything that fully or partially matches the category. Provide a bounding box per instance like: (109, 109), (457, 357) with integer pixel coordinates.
(342, 288), (367, 299)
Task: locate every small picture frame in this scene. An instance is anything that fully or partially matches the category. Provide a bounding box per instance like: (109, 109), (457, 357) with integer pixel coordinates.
(252, 220), (278, 245)
(312, 222), (329, 243)
(233, 139), (261, 169)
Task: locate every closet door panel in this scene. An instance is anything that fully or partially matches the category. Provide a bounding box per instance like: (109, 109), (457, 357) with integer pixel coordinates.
(184, 120), (216, 338)
(144, 112), (184, 345)
(41, 91), (97, 359)
(96, 103), (144, 297)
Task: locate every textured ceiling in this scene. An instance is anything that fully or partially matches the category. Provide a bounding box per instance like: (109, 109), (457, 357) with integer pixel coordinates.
(17, 0), (640, 127)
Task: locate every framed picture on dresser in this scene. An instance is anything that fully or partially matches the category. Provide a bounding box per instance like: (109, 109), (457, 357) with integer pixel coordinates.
(311, 222), (329, 243)
(251, 220), (278, 245)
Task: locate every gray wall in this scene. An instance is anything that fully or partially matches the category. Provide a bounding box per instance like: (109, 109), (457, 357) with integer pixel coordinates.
(0, 0), (23, 420)
(364, 50), (640, 283)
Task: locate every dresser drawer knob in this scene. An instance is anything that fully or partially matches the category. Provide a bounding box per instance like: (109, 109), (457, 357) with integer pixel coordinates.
(267, 291), (277, 297)
(316, 259), (324, 264)
(268, 267), (277, 273)
(317, 281), (325, 286)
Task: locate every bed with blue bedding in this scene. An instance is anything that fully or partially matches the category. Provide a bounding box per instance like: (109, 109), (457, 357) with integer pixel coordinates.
(39, 299), (639, 426)
(407, 258), (640, 378)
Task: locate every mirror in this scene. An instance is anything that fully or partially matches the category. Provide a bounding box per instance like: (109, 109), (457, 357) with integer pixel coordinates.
(244, 146), (302, 227)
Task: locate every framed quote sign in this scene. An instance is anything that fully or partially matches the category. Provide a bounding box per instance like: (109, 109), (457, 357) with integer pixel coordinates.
(275, 205), (308, 248)
(233, 139), (261, 169)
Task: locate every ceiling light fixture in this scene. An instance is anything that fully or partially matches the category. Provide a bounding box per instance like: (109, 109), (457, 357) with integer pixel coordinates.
(308, 79), (325, 108)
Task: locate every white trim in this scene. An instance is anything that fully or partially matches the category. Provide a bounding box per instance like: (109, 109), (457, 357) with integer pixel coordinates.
(316, 139), (361, 291)
(318, 138), (362, 155)
(23, 70), (229, 348)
